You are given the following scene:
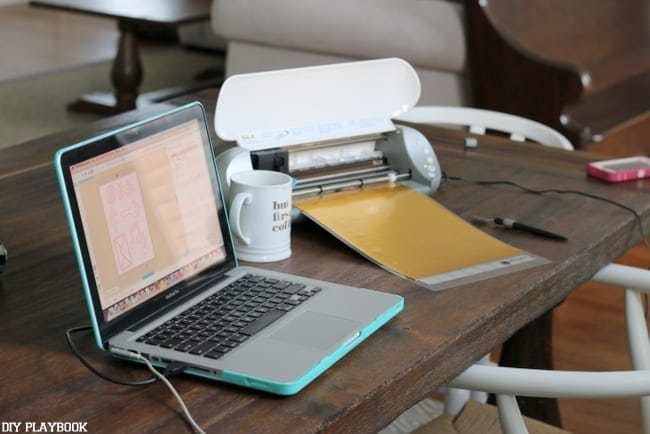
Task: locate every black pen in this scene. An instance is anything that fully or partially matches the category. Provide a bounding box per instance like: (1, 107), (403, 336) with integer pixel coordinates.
(472, 216), (568, 241)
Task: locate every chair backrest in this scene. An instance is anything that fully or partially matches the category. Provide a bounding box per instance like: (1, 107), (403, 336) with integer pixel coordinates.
(394, 106), (574, 150)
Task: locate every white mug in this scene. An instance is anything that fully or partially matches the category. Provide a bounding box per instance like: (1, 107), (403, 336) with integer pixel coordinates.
(228, 170), (292, 262)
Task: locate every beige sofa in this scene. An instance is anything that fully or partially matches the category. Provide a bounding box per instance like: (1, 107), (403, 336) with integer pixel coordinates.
(209, 0), (469, 106)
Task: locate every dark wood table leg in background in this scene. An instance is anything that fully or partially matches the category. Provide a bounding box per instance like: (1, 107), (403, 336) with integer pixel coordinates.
(68, 20), (143, 114)
(490, 310), (563, 427)
(111, 20), (143, 111)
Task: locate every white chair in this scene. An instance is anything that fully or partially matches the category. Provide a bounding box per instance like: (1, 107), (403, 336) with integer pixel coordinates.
(395, 105), (573, 150)
(394, 106), (650, 434)
(451, 264), (650, 434)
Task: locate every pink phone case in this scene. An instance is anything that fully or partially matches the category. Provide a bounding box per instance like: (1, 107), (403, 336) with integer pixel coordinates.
(587, 157), (650, 182)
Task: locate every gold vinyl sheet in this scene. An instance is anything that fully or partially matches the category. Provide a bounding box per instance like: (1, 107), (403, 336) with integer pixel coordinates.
(294, 184), (522, 280)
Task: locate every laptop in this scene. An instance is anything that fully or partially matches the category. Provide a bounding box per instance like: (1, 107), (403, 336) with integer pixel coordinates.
(55, 102), (403, 395)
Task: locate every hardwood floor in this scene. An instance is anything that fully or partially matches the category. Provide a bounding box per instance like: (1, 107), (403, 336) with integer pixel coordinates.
(0, 4), (117, 82)
(2, 3), (647, 434)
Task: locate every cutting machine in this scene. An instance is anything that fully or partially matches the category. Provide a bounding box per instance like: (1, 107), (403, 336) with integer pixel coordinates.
(213, 58), (442, 220)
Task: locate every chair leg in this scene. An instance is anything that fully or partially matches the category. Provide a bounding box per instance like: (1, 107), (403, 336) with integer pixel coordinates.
(470, 354), (493, 403)
(495, 311), (562, 426)
(445, 354), (493, 414)
(642, 397), (650, 434)
(496, 394), (529, 434)
(625, 289), (650, 434)
(445, 387), (471, 415)
(471, 390), (489, 404)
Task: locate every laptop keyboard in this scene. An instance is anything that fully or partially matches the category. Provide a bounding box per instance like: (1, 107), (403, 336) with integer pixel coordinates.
(136, 274), (321, 360)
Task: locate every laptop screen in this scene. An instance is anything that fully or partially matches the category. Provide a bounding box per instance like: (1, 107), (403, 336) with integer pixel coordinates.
(59, 104), (236, 338)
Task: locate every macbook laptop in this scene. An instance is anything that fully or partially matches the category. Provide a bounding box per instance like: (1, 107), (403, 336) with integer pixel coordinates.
(55, 102), (403, 395)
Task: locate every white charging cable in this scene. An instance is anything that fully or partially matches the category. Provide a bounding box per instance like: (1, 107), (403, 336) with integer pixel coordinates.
(112, 348), (206, 434)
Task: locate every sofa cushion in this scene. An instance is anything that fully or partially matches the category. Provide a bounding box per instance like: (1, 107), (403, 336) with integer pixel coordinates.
(211, 0), (466, 73)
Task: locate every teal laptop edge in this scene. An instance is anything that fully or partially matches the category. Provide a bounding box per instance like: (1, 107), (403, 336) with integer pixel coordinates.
(117, 296), (403, 395)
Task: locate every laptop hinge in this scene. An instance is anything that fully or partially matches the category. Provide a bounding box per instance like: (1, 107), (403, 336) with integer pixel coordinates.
(125, 273), (230, 332)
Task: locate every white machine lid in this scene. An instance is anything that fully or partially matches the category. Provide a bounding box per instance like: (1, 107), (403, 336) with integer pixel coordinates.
(214, 58), (421, 150)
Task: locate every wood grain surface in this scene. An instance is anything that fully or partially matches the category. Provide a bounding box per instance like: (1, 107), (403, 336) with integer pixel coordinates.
(1, 90), (648, 432)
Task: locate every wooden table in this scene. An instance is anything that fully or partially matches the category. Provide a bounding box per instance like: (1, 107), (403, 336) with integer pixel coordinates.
(30, 0), (212, 114)
(1, 90), (649, 432)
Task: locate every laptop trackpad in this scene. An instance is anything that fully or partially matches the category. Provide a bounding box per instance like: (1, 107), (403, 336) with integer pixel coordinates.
(268, 311), (362, 351)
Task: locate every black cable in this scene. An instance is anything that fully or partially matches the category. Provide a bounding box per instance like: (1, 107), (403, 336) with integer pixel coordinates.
(444, 172), (650, 320)
(66, 325), (158, 386)
(444, 173), (650, 251)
